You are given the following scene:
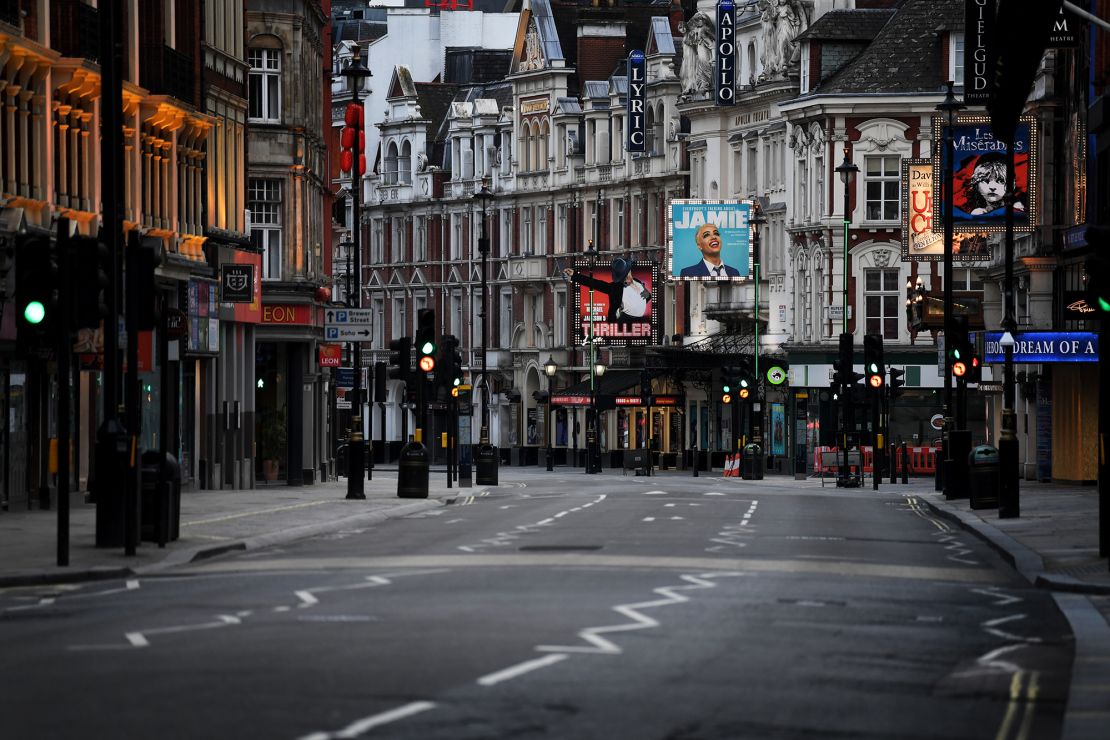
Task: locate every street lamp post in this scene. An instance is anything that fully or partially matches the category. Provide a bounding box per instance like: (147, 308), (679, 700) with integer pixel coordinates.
(475, 183), (493, 447)
(545, 356), (557, 472)
(749, 203), (766, 458)
(584, 239), (601, 473)
(936, 81), (965, 499)
(342, 46), (371, 500)
(835, 150), (859, 474)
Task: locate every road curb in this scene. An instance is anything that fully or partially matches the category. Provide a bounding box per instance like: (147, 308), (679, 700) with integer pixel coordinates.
(0, 566), (136, 588)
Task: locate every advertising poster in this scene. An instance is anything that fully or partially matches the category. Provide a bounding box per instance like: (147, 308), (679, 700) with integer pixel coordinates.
(932, 114), (1038, 233)
(902, 159), (991, 261)
(667, 198), (752, 281)
(770, 402), (785, 456)
(566, 257), (662, 346)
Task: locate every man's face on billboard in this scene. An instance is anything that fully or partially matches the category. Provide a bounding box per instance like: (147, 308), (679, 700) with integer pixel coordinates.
(695, 224), (722, 260)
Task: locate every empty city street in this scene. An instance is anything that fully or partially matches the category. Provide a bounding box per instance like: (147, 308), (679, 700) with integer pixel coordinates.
(0, 473), (1075, 739)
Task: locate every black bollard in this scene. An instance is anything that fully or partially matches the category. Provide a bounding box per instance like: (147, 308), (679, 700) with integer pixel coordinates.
(901, 441), (909, 484)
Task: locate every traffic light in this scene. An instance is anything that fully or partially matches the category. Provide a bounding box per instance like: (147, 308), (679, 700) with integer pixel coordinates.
(833, 333), (863, 387)
(388, 336), (411, 381)
(948, 316), (973, 380)
(1083, 239), (1110, 315)
(126, 234), (163, 331)
(416, 308), (436, 374)
(967, 354), (982, 384)
(863, 333), (885, 389)
(374, 361), (387, 402)
(439, 334), (463, 388)
(71, 232), (110, 329)
(14, 232), (59, 350)
(889, 367), (905, 399)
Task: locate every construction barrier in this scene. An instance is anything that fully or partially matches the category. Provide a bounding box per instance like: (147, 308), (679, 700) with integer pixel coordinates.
(814, 445), (938, 476)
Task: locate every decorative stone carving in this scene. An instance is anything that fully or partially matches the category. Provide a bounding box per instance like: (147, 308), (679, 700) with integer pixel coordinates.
(678, 11), (715, 96)
(520, 21), (544, 72)
(872, 249), (893, 268)
(758, 0), (811, 81)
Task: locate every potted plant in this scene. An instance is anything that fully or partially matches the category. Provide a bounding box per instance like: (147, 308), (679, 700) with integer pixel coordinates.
(258, 407), (287, 481)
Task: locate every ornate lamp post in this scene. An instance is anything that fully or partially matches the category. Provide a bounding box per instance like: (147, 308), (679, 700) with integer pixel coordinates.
(749, 202), (766, 455)
(835, 150), (859, 477)
(936, 80), (965, 499)
(544, 355), (557, 471)
(584, 239), (603, 473)
(342, 45), (371, 500)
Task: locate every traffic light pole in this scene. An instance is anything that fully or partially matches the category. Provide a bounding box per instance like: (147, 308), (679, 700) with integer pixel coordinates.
(56, 227), (72, 566)
(346, 96), (366, 501)
(999, 148), (1021, 517)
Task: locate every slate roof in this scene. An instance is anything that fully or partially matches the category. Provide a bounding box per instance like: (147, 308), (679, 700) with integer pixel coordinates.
(797, 8), (894, 42)
(810, 0), (963, 95)
(444, 48), (514, 84)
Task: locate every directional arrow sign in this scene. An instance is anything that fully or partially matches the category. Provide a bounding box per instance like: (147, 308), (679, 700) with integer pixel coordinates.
(325, 309), (373, 324)
(325, 326), (373, 342)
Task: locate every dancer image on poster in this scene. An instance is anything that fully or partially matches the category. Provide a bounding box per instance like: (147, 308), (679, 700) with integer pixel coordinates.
(563, 258), (652, 323)
(679, 223), (742, 278)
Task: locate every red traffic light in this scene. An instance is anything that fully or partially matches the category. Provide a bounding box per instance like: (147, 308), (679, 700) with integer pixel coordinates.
(722, 393), (732, 405)
(953, 361), (967, 377)
(738, 388), (750, 400)
(419, 355), (435, 372)
(868, 374), (883, 388)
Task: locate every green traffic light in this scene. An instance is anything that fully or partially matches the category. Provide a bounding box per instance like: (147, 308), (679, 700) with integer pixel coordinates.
(1099, 297), (1110, 312)
(420, 341), (435, 355)
(723, 384), (731, 393)
(952, 348), (962, 360)
(23, 300), (45, 325)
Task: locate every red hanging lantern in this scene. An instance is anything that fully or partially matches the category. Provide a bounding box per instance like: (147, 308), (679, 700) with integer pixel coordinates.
(341, 126), (355, 149)
(358, 153), (367, 176)
(358, 130), (365, 150)
(344, 103), (360, 127)
(340, 149), (353, 173)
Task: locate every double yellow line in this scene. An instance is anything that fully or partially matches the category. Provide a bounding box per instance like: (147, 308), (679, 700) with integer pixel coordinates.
(996, 670), (1041, 740)
(904, 495), (953, 533)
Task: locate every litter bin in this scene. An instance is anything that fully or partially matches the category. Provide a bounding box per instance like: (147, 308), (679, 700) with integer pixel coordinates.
(397, 442), (429, 498)
(475, 444), (498, 486)
(742, 443), (764, 480)
(140, 451), (181, 543)
(968, 444), (999, 509)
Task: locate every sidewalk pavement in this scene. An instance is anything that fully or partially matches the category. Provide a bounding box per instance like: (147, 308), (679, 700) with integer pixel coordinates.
(0, 470), (476, 586)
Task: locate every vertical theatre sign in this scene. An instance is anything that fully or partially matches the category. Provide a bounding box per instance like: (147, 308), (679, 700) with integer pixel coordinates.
(716, 0), (735, 106)
(627, 50), (646, 152)
(963, 0), (997, 104)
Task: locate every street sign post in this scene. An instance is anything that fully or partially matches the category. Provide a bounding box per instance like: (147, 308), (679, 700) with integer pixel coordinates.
(325, 308), (373, 342)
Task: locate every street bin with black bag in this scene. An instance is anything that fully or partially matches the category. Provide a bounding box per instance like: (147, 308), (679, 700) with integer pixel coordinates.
(742, 443), (764, 480)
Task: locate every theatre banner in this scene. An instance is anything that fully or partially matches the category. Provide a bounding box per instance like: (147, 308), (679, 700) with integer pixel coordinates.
(932, 114), (1039, 233)
(902, 159), (991, 261)
(566, 257), (661, 347)
(667, 198), (752, 281)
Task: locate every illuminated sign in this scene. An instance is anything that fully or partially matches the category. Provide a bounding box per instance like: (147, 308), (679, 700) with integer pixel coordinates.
(262, 303), (312, 325)
(668, 198), (752, 280)
(715, 1), (735, 106)
(626, 51), (646, 152)
(569, 258), (662, 347)
(983, 331), (1098, 363)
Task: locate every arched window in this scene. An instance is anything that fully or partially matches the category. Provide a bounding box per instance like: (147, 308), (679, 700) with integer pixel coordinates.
(652, 103), (664, 155)
(748, 43), (757, 86)
(645, 106), (655, 155)
(384, 142), (399, 185)
(539, 120), (550, 169)
(399, 140), (412, 184)
(529, 121), (540, 172)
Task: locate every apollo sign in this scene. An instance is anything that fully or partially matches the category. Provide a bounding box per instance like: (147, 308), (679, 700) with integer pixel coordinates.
(626, 50), (646, 152)
(716, 0), (735, 106)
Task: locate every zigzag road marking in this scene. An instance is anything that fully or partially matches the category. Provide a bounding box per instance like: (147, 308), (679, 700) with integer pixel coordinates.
(535, 572), (747, 655)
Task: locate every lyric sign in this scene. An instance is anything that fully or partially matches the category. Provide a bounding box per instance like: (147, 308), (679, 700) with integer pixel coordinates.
(626, 50), (646, 152)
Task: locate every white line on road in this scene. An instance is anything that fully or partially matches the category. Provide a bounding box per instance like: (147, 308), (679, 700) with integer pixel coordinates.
(704, 492), (726, 496)
(295, 590), (319, 608)
(643, 490), (668, 495)
(299, 700), (438, 740)
(477, 653), (568, 686)
(643, 517), (656, 522)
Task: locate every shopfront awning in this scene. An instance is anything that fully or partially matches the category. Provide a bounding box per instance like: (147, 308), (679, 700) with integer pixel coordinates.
(550, 369), (683, 408)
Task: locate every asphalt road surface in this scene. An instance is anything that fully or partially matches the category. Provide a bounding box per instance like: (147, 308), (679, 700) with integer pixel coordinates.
(1, 473), (1074, 739)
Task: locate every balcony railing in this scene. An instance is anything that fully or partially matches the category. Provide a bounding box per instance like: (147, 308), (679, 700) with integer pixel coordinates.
(51, 0), (99, 62)
(140, 43), (195, 106)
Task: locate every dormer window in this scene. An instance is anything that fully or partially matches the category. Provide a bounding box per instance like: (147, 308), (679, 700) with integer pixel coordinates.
(949, 32), (965, 89)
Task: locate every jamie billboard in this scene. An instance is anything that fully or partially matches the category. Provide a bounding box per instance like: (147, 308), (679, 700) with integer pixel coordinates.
(667, 199), (752, 281)
(565, 258), (662, 347)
